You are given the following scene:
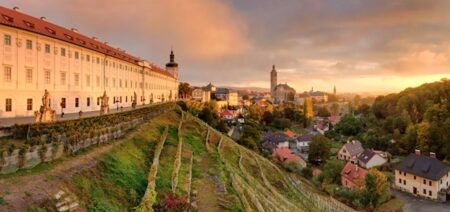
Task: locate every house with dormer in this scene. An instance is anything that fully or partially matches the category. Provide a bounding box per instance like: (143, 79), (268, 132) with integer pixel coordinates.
(338, 140), (364, 163)
(394, 150), (450, 202)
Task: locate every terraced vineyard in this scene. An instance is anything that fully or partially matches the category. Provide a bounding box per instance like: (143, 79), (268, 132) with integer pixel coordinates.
(5, 109), (354, 211)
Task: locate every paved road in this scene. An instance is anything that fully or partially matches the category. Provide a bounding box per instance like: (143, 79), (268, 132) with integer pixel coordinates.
(392, 189), (450, 212)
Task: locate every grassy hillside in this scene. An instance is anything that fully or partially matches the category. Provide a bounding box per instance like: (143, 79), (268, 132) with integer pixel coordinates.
(60, 110), (353, 211)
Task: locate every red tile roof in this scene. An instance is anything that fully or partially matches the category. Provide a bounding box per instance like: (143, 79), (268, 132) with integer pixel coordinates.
(272, 147), (302, 163)
(284, 129), (296, 138)
(0, 6), (174, 79)
(340, 162), (368, 184)
(220, 109), (234, 117)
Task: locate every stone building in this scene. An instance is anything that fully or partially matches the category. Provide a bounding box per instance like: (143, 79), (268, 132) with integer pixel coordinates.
(269, 65), (296, 103)
(0, 6), (178, 118)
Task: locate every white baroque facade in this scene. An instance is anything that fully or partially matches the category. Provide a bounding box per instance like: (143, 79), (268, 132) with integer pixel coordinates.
(0, 6), (178, 118)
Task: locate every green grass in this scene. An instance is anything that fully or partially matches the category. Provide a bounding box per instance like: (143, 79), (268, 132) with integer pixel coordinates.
(155, 125), (179, 202)
(66, 112), (175, 211)
(376, 198), (404, 212)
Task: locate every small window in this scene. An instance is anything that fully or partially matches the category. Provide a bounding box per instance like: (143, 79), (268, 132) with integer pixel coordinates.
(75, 98), (79, 107)
(45, 44), (51, 53)
(429, 191), (432, 196)
(403, 180), (406, 185)
(5, 98), (12, 112)
(44, 70), (51, 84)
(23, 20), (35, 28)
(60, 71), (66, 85)
(61, 98), (66, 109)
(74, 51), (79, 59)
(423, 189), (426, 194)
(26, 39), (32, 49)
(120, 96), (122, 103)
(96, 57), (100, 64)
(87, 97), (90, 107)
(25, 68), (33, 83)
(27, 98), (33, 111)
(86, 55), (90, 62)
(96, 76), (100, 87)
(4, 66), (12, 82)
(86, 75), (90, 87)
(45, 27), (56, 35)
(414, 176), (416, 180)
(60, 48), (66, 56)
(74, 73), (79, 86)
(4, 34), (11, 46)
(97, 97), (100, 106)
(398, 178), (401, 184)
(2, 14), (14, 22)
(429, 181), (432, 186)
(423, 179), (426, 185)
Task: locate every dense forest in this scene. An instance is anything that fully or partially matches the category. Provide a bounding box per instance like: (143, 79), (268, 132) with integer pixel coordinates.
(332, 78), (450, 160)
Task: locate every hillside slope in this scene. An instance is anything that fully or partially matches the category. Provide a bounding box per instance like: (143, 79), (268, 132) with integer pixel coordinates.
(1, 110), (354, 211)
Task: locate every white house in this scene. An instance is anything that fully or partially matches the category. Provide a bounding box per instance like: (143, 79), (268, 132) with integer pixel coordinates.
(357, 149), (388, 169)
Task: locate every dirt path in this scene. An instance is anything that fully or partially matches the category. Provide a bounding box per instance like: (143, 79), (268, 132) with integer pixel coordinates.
(195, 155), (222, 212)
(0, 128), (141, 211)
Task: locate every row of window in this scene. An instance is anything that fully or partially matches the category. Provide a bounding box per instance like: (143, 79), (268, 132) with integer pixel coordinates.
(2, 66), (176, 90)
(4, 34), (142, 71)
(3, 95), (170, 112)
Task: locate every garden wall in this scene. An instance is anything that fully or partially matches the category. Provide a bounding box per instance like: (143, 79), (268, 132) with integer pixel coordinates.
(0, 103), (176, 174)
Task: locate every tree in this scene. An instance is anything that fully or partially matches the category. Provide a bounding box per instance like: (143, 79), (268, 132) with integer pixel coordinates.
(308, 135), (332, 163)
(262, 111), (274, 125)
(416, 122), (430, 152)
(178, 82), (192, 98)
(272, 118), (291, 130)
(303, 98), (314, 127)
(242, 94), (249, 100)
(334, 114), (363, 136)
(317, 106), (331, 117)
(239, 125), (260, 149)
(360, 173), (377, 209)
(199, 107), (214, 125)
(330, 103), (340, 115)
(322, 160), (344, 184)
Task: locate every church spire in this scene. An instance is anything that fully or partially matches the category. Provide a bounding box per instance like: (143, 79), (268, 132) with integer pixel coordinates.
(170, 48), (175, 63)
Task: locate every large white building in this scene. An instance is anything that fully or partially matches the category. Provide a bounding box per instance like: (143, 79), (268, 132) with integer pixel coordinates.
(0, 6), (179, 118)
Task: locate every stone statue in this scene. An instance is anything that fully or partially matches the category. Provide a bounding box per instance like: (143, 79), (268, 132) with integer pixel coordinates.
(34, 89), (56, 123)
(100, 91), (109, 115)
(132, 91), (137, 108)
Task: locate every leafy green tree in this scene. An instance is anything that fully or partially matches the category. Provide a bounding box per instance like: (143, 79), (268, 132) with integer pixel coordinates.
(317, 106), (331, 117)
(239, 125), (261, 149)
(262, 111), (274, 125)
(199, 107), (214, 125)
(416, 122), (430, 152)
(272, 118), (291, 130)
(360, 173), (378, 209)
(308, 135), (332, 163)
(322, 160), (344, 184)
(334, 114), (363, 136)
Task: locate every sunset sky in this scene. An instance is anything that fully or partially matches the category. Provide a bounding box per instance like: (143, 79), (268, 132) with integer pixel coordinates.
(4, 0), (450, 93)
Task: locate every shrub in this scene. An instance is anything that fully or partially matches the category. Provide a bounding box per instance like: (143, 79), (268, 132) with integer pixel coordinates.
(301, 166), (313, 179)
(282, 161), (302, 173)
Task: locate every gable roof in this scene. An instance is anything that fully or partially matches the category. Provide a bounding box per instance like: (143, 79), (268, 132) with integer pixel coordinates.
(340, 162), (368, 183)
(296, 135), (313, 142)
(272, 147), (303, 163)
(261, 132), (289, 151)
(0, 6), (174, 78)
(395, 153), (450, 180)
(284, 129), (296, 138)
(342, 140), (364, 156)
(358, 149), (386, 164)
(220, 109), (234, 117)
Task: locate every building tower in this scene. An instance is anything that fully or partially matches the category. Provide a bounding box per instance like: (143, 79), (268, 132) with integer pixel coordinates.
(166, 49), (179, 79)
(270, 65), (277, 96)
(334, 85), (336, 95)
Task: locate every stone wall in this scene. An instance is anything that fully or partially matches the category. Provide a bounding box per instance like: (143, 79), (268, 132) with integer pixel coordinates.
(0, 103), (174, 175)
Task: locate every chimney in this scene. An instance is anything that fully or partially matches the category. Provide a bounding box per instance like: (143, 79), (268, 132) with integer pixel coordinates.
(415, 149), (421, 155)
(71, 28), (78, 33)
(92, 36), (98, 41)
(40, 17), (47, 21)
(13, 6), (20, 11)
(430, 152), (436, 158)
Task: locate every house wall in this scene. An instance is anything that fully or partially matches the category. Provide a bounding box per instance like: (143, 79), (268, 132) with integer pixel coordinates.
(395, 169), (450, 200)
(0, 25), (178, 118)
(277, 141), (289, 148)
(364, 154), (387, 169)
(341, 175), (363, 189)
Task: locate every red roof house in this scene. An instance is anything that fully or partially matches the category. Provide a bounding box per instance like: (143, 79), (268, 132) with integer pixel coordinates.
(272, 147), (306, 167)
(220, 109), (234, 120)
(284, 129), (296, 138)
(340, 162), (368, 189)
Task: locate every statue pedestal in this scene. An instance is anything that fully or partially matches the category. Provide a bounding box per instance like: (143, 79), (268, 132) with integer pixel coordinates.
(100, 105), (109, 115)
(34, 108), (56, 123)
